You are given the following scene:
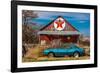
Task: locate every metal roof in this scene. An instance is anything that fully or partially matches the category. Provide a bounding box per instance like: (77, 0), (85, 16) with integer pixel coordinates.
(38, 31), (81, 35)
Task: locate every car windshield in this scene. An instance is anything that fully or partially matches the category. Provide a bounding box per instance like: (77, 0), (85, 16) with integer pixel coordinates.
(59, 43), (73, 49)
(69, 44), (78, 48)
(48, 43), (78, 49)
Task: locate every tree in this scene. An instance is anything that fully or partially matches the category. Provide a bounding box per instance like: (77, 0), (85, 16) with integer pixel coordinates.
(22, 10), (39, 44)
(22, 10), (38, 25)
(22, 25), (39, 44)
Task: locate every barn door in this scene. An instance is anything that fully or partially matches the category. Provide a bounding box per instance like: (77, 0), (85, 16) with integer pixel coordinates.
(51, 39), (62, 48)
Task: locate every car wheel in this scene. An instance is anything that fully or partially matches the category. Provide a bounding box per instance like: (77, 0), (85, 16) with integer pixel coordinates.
(48, 53), (54, 57)
(73, 52), (80, 58)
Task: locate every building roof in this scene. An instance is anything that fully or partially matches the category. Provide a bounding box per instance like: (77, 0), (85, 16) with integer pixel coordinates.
(38, 31), (81, 35)
(38, 16), (81, 35)
(40, 16), (79, 32)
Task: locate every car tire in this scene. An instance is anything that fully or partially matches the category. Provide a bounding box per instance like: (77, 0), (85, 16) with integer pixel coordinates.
(73, 52), (80, 58)
(48, 52), (54, 57)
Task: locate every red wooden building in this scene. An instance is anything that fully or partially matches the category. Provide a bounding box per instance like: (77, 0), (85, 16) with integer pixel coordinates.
(38, 16), (81, 45)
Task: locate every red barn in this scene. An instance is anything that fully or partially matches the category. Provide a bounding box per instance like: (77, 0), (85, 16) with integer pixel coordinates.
(38, 16), (81, 45)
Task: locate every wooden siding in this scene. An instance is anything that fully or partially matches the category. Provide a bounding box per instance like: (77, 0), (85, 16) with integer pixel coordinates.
(40, 35), (79, 43)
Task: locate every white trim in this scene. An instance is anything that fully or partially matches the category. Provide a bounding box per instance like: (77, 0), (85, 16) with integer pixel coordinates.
(17, 5), (94, 68)
(38, 31), (81, 35)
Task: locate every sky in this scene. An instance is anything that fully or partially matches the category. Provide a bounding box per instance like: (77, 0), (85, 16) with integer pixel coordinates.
(28, 11), (90, 36)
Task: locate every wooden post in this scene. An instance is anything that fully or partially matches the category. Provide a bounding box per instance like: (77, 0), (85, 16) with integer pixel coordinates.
(39, 34), (40, 45)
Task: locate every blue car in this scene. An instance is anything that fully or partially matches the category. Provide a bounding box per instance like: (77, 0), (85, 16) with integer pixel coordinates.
(43, 44), (85, 58)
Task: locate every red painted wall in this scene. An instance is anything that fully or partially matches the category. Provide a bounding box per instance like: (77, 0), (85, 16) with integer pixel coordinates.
(40, 35), (79, 43)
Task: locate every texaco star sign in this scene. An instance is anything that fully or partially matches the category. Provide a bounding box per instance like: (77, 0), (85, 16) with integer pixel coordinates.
(54, 17), (66, 31)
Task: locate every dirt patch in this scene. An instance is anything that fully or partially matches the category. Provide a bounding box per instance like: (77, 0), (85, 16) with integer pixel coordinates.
(23, 44), (90, 62)
(23, 56), (90, 62)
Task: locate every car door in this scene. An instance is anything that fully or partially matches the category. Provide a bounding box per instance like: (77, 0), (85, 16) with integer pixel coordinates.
(65, 46), (76, 56)
(56, 48), (67, 56)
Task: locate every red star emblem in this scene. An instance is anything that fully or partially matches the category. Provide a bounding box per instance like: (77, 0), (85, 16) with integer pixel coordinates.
(55, 19), (64, 28)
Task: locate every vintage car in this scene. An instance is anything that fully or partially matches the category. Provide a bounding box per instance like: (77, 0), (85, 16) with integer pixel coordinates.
(43, 44), (85, 58)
